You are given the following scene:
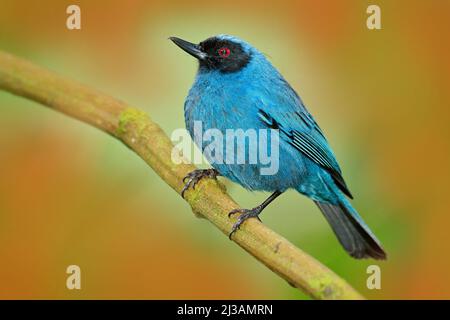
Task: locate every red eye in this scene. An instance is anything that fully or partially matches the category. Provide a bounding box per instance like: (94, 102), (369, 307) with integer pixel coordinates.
(217, 47), (231, 58)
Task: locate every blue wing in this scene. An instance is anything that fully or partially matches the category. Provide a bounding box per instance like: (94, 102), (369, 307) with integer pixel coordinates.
(256, 80), (353, 198)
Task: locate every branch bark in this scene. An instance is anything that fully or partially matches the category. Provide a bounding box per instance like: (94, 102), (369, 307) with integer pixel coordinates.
(0, 50), (364, 300)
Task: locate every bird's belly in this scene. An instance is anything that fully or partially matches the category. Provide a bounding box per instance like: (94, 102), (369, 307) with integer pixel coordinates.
(187, 115), (310, 191)
(211, 144), (308, 192)
(184, 89), (330, 194)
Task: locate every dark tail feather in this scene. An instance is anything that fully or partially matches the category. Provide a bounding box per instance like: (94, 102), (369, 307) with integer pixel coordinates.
(314, 200), (387, 260)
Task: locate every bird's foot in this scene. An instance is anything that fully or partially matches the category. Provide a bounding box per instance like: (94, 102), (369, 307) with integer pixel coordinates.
(228, 206), (263, 239)
(181, 168), (219, 198)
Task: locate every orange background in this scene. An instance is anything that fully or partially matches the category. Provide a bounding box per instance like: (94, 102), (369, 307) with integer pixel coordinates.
(0, 0), (449, 299)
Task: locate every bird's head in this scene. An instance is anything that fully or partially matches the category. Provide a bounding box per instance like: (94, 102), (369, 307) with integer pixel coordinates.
(170, 35), (255, 73)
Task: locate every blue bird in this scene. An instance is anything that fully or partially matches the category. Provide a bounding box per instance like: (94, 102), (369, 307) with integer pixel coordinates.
(170, 35), (386, 259)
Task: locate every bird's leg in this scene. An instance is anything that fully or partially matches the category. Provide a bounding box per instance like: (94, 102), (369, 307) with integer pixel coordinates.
(228, 190), (283, 239)
(181, 168), (220, 198)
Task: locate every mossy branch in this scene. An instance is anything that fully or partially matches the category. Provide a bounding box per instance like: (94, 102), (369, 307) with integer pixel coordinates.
(0, 50), (364, 300)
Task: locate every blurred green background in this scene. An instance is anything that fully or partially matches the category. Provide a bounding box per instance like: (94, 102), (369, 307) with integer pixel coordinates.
(0, 0), (449, 299)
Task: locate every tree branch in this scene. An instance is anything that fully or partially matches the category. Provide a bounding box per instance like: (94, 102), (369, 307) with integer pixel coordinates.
(0, 50), (364, 300)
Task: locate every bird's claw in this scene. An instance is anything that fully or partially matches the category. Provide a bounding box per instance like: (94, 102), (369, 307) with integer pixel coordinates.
(181, 169), (218, 198)
(228, 207), (262, 240)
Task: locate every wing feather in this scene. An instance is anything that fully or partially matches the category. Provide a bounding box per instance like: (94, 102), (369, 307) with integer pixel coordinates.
(258, 108), (353, 199)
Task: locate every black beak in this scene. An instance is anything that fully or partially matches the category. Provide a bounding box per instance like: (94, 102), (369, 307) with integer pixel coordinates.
(169, 37), (206, 60)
